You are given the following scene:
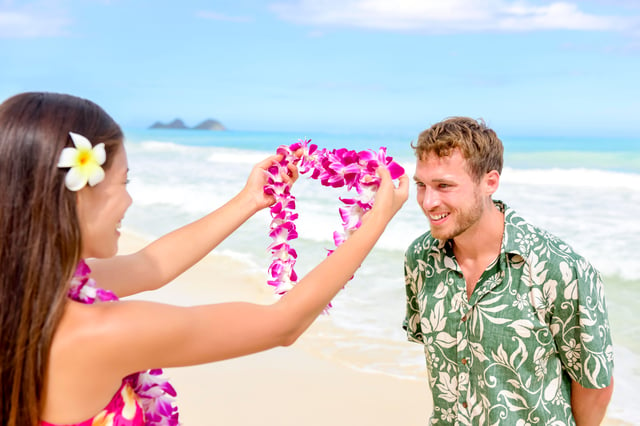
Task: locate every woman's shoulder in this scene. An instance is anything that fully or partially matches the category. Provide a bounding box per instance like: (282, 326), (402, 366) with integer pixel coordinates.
(53, 298), (205, 376)
(51, 300), (120, 358)
(51, 299), (173, 368)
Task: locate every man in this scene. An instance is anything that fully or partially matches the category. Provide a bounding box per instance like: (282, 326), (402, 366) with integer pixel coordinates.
(403, 117), (614, 425)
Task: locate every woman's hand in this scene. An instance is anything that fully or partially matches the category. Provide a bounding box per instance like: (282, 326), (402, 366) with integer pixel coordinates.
(241, 153), (300, 212)
(365, 166), (409, 225)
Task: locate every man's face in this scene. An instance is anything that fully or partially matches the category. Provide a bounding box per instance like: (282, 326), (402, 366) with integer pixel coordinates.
(413, 149), (486, 241)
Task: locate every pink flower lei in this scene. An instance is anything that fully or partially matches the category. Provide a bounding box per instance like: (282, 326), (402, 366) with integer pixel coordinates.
(69, 260), (180, 425)
(264, 139), (405, 309)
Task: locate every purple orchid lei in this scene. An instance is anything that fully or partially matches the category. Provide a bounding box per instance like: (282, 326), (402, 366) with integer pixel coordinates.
(69, 260), (180, 425)
(264, 139), (405, 309)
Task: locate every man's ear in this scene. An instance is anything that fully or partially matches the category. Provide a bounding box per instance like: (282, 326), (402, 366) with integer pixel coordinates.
(484, 170), (500, 196)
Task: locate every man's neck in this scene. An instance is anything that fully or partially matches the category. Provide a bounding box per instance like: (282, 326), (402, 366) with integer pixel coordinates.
(452, 201), (504, 262)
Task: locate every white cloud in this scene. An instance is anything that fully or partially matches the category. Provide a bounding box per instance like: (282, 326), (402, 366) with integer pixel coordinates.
(196, 10), (253, 23)
(269, 0), (631, 33)
(0, 2), (70, 38)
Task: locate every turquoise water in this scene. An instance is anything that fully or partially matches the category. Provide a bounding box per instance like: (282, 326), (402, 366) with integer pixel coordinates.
(122, 128), (640, 423)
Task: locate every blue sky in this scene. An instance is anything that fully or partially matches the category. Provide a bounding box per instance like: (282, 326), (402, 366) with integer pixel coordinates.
(1, 0), (639, 138)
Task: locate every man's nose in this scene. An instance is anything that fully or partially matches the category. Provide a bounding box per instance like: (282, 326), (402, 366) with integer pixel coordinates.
(422, 186), (440, 210)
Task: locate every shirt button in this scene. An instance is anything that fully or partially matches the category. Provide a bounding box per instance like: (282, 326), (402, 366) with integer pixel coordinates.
(461, 358), (468, 365)
(461, 314), (468, 322)
(462, 402), (468, 408)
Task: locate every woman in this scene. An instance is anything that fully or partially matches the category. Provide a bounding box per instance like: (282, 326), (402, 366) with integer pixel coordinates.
(0, 92), (408, 425)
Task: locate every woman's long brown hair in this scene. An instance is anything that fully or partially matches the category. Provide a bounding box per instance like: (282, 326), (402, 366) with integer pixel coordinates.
(0, 92), (123, 426)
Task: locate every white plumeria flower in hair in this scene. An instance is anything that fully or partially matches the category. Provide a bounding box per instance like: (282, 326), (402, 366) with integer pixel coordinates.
(57, 132), (106, 191)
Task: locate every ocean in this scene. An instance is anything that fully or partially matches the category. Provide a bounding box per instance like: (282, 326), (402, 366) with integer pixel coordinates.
(121, 128), (639, 424)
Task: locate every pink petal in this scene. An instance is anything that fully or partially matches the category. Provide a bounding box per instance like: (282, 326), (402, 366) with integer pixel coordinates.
(387, 161), (405, 179)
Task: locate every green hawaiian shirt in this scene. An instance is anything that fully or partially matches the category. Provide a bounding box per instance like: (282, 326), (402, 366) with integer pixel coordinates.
(404, 201), (613, 426)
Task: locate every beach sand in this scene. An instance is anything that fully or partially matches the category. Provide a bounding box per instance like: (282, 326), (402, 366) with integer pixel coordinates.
(118, 231), (628, 426)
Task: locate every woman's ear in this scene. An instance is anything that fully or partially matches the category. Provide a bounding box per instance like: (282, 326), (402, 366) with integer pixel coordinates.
(75, 185), (88, 209)
(74, 185), (93, 237)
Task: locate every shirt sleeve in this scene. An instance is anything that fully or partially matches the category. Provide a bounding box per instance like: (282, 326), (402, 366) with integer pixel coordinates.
(550, 256), (614, 389)
(403, 243), (424, 344)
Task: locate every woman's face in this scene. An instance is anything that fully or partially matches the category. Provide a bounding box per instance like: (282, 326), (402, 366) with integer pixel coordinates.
(76, 144), (132, 259)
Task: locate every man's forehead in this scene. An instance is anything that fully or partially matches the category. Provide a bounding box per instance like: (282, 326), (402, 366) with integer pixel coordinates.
(414, 151), (471, 180)
(417, 149), (466, 167)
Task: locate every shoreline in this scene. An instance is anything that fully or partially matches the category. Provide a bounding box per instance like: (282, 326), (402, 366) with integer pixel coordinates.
(117, 230), (630, 425)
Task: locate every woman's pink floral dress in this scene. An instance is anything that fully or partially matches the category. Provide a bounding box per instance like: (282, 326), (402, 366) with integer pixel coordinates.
(41, 381), (145, 426)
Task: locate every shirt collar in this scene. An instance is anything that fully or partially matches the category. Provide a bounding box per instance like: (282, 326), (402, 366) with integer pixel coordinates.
(496, 200), (531, 259)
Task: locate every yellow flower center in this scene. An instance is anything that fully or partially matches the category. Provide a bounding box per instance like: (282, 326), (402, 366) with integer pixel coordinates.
(78, 151), (91, 166)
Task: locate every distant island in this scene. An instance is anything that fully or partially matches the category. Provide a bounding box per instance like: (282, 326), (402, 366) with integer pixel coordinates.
(149, 118), (226, 131)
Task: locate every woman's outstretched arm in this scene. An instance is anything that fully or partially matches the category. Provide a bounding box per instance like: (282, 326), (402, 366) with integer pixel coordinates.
(122, 166), (408, 368)
(64, 167), (408, 373)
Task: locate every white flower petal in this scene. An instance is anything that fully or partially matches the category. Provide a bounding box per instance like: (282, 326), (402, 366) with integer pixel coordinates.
(93, 143), (106, 165)
(65, 167), (88, 191)
(57, 147), (79, 167)
(69, 131), (93, 150)
(87, 165), (105, 187)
